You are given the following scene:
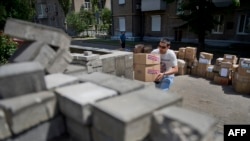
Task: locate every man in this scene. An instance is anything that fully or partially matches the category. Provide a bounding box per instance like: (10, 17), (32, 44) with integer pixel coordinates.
(119, 31), (126, 50)
(151, 38), (178, 91)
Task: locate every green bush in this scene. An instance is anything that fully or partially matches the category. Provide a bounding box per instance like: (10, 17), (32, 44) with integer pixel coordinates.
(0, 32), (17, 65)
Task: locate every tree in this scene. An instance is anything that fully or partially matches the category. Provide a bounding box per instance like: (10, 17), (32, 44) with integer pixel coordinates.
(164, 0), (240, 52)
(0, 0), (36, 30)
(58, 0), (72, 15)
(100, 8), (112, 35)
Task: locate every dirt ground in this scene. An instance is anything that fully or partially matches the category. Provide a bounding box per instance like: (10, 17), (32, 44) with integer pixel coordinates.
(168, 75), (250, 134)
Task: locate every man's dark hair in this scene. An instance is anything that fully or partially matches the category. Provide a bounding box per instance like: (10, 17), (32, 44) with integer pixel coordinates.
(160, 37), (171, 45)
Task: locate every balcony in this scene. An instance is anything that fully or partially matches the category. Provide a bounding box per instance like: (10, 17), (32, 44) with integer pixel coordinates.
(212, 0), (232, 7)
(141, 0), (166, 12)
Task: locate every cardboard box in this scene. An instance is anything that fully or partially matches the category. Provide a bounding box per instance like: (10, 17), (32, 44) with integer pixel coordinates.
(213, 65), (221, 72)
(134, 64), (160, 82)
(214, 74), (230, 85)
(177, 67), (187, 75)
(184, 47), (197, 61)
(134, 44), (144, 53)
(223, 54), (238, 64)
(232, 72), (250, 94)
(174, 51), (179, 57)
(134, 53), (160, 65)
(206, 71), (216, 80)
(177, 59), (186, 68)
(178, 47), (185, 59)
(220, 62), (232, 68)
(238, 67), (250, 76)
(200, 52), (213, 60)
(197, 63), (210, 77)
(239, 58), (250, 69)
(215, 58), (223, 65)
(143, 45), (153, 53)
(191, 66), (198, 76)
(219, 68), (231, 77)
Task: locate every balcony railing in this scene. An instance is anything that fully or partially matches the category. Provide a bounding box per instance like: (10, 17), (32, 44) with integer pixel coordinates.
(141, 0), (166, 12)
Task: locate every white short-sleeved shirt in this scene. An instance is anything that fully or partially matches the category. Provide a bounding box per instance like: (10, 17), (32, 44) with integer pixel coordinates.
(151, 49), (178, 77)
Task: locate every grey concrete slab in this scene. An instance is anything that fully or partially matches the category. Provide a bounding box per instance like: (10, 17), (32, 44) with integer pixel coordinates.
(55, 82), (118, 125)
(100, 56), (115, 73)
(125, 54), (133, 68)
(0, 62), (46, 99)
(7, 116), (66, 141)
(66, 118), (91, 141)
(63, 64), (87, 75)
(115, 55), (125, 77)
(151, 106), (217, 141)
(9, 41), (56, 68)
(72, 53), (100, 61)
(96, 77), (144, 94)
(77, 72), (116, 84)
(0, 91), (57, 134)
(91, 127), (114, 141)
(124, 67), (134, 80)
(4, 18), (71, 49)
(46, 49), (73, 74)
(0, 109), (12, 140)
(93, 87), (182, 141)
(45, 73), (79, 90)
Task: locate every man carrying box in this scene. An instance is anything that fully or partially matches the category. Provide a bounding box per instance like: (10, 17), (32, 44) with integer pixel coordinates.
(151, 38), (178, 91)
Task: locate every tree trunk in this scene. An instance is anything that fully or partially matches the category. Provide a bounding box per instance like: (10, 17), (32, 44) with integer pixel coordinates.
(198, 32), (205, 54)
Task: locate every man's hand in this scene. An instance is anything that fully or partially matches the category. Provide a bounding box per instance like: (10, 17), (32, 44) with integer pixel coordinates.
(155, 73), (164, 82)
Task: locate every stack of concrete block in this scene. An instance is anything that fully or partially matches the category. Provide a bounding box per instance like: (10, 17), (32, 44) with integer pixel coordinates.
(55, 83), (118, 141)
(92, 87), (182, 141)
(151, 106), (217, 141)
(4, 18), (73, 74)
(0, 62), (46, 99)
(0, 91), (65, 141)
(71, 51), (102, 73)
(78, 72), (144, 95)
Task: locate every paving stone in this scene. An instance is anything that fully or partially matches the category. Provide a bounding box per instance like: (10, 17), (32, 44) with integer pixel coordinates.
(6, 116), (66, 141)
(0, 109), (12, 140)
(0, 62), (46, 99)
(151, 106), (217, 141)
(66, 118), (91, 141)
(46, 49), (73, 74)
(9, 41), (56, 68)
(93, 87), (182, 141)
(4, 18), (71, 49)
(96, 77), (144, 94)
(78, 72), (116, 84)
(45, 73), (79, 90)
(55, 82), (118, 125)
(0, 91), (58, 135)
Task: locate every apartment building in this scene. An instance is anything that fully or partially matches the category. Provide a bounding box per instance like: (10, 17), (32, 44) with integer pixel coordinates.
(112, 0), (250, 43)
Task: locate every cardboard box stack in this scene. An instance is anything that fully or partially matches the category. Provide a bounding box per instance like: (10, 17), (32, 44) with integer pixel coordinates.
(134, 53), (160, 82)
(214, 54), (237, 85)
(233, 58), (250, 94)
(177, 59), (187, 75)
(197, 52), (213, 77)
(213, 58), (223, 72)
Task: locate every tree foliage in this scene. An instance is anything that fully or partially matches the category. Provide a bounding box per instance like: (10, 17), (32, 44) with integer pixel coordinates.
(58, 0), (71, 16)
(100, 8), (111, 32)
(0, 32), (17, 65)
(0, 0), (36, 30)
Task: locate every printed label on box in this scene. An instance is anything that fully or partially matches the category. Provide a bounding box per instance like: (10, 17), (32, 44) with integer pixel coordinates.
(225, 55), (233, 59)
(199, 58), (211, 64)
(147, 54), (160, 62)
(220, 68), (228, 77)
(147, 69), (160, 74)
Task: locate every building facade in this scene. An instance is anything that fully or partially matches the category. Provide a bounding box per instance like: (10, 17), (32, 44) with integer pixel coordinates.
(111, 0), (250, 43)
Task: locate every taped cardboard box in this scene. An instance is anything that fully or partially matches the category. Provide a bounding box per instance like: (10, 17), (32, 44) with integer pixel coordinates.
(197, 63), (210, 77)
(134, 53), (160, 65)
(223, 54), (238, 64)
(214, 74), (230, 85)
(134, 64), (160, 82)
(199, 52), (213, 64)
(239, 58), (250, 69)
(215, 58), (224, 65)
(232, 72), (250, 94)
(184, 47), (197, 61)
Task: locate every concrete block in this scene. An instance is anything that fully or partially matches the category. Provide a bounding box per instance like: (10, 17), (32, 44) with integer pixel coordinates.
(46, 49), (73, 74)
(0, 91), (58, 134)
(125, 54), (133, 68)
(93, 67), (103, 72)
(9, 41), (56, 68)
(91, 127), (114, 141)
(45, 73), (79, 90)
(124, 67), (134, 80)
(8, 116), (66, 141)
(64, 64), (87, 75)
(84, 51), (93, 56)
(0, 62), (46, 99)
(96, 77), (144, 94)
(0, 109), (12, 140)
(151, 106), (217, 141)
(100, 56), (115, 73)
(78, 72), (116, 84)
(4, 18), (71, 49)
(115, 55), (125, 77)
(81, 59), (102, 68)
(66, 118), (91, 141)
(93, 87), (182, 141)
(72, 53), (100, 61)
(55, 82), (118, 125)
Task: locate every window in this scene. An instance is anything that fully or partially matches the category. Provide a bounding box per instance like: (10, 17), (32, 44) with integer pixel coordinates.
(119, 17), (125, 31)
(176, 0), (184, 15)
(151, 15), (161, 31)
(119, 0), (125, 5)
(37, 3), (47, 18)
(212, 15), (224, 34)
(237, 14), (250, 34)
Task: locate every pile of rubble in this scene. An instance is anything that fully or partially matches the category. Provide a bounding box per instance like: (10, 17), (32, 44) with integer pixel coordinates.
(0, 19), (220, 141)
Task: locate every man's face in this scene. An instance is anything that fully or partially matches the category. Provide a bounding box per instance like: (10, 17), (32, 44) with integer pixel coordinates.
(158, 42), (169, 54)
